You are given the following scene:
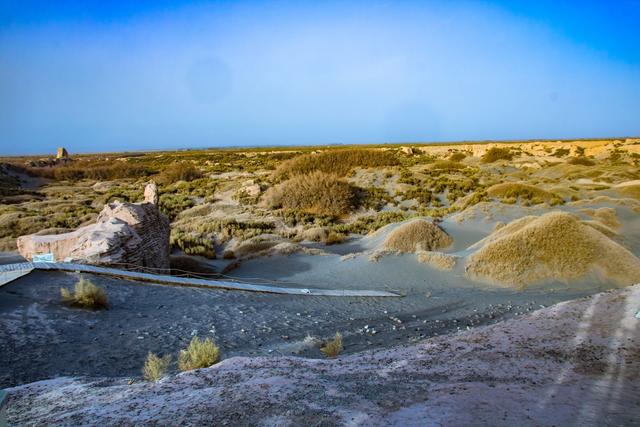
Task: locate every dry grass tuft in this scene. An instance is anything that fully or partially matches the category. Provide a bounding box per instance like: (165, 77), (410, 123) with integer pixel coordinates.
(465, 211), (640, 288)
(60, 278), (108, 309)
(262, 171), (356, 216)
(142, 352), (172, 382)
(320, 332), (343, 358)
(416, 250), (457, 271)
(274, 149), (398, 179)
(178, 336), (220, 371)
(383, 219), (452, 253)
(325, 232), (346, 245)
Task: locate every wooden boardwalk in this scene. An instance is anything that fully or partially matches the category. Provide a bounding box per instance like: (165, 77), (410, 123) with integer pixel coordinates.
(0, 262), (400, 297)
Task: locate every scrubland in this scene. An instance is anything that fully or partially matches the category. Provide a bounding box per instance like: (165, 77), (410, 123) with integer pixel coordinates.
(2, 138), (639, 280)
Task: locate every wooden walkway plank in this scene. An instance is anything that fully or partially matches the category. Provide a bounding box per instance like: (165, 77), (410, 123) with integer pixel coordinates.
(0, 262), (400, 298)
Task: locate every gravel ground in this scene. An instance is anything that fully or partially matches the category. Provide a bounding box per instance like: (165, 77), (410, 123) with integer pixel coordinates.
(1, 263), (595, 388)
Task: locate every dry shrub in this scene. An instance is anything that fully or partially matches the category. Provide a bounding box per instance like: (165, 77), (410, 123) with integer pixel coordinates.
(487, 182), (563, 205)
(60, 277), (108, 309)
(320, 332), (343, 358)
(416, 250), (457, 271)
(274, 149), (398, 179)
(481, 147), (513, 163)
(427, 160), (465, 171)
(142, 352), (172, 382)
(465, 211), (640, 288)
(325, 232), (346, 245)
(156, 162), (202, 185)
(567, 157), (595, 166)
(178, 337), (220, 371)
(263, 171), (356, 216)
(383, 219), (452, 253)
(448, 152), (467, 162)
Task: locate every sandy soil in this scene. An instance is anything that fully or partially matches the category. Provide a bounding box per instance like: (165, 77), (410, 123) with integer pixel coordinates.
(6, 284), (639, 426)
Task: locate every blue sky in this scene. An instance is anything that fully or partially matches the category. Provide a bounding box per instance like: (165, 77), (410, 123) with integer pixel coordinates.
(1, 1), (639, 155)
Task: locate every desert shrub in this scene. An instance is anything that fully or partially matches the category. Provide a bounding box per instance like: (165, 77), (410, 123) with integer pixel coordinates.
(159, 193), (195, 219)
(325, 232), (346, 245)
(178, 336), (220, 371)
(448, 152), (467, 162)
(428, 160), (465, 171)
(567, 157), (595, 166)
(263, 171), (356, 216)
(170, 230), (216, 258)
(359, 187), (394, 210)
(320, 332), (343, 358)
(274, 149), (398, 179)
(480, 147), (513, 163)
(402, 187), (435, 205)
(551, 148), (570, 157)
(397, 169), (420, 185)
(334, 211), (411, 235)
(277, 209), (337, 227)
(487, 183), (563, 205)
(142, 352), (172, 382)
(156, 162), (203, 185)
(60, 277), (108, 309)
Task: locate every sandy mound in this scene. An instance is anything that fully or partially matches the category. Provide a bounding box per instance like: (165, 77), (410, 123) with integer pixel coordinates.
(465, 211), (640, 288)
(416, 250), (457, 271)
(383, 219), (452, 253)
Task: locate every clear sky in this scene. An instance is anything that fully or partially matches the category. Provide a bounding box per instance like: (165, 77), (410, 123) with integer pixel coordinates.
(1, 0), (639, 155)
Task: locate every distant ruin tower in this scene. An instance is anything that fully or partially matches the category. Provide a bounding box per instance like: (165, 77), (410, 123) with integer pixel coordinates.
(144, 181), (159, 205)
(56, 147), (69, 159)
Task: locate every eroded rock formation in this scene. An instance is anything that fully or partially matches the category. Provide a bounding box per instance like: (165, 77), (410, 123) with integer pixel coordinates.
(17, 183), (170, 271)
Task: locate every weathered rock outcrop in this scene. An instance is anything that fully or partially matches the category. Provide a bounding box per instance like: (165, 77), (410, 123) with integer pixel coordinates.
(17, 184), (170, 270)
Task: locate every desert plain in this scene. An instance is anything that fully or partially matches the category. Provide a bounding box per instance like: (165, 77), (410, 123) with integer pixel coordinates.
(1, 137), (639, 425)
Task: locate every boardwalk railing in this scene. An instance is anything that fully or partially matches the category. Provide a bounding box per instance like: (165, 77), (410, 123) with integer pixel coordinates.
(0, 262), (400, 297)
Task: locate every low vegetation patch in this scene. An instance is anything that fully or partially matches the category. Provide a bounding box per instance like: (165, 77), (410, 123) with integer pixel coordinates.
(142, 352), (172, 382)
(487, 182), (563, 205)
(156, 162), (203, 185)
(178, 337), (220, 371)
(30, 161), (150, 181)
(567, 156), (595, 166)
(60, 277), (108, 310)
(263, 171), (356, 216)
(320, 332), (343, 358)
(416, 250), (457, 271)
(274, 149), (398, 179)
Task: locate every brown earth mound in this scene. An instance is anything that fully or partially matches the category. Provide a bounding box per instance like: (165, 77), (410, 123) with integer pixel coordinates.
(465, 211), (640, 288)
(383, 219), (452, 253)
